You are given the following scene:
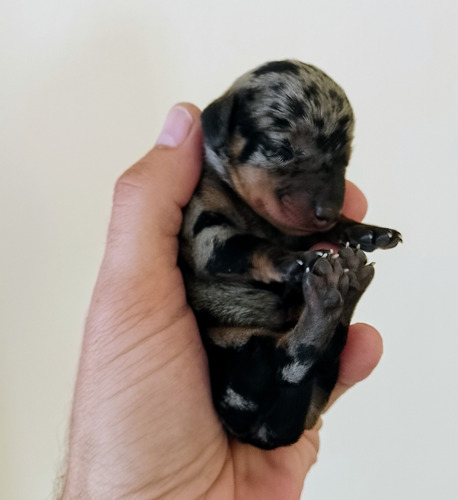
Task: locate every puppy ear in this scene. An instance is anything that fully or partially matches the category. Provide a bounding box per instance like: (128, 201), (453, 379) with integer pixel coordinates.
(201, 92), (235, 150)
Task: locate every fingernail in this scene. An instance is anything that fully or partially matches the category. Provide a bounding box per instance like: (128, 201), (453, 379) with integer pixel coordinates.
(155, 105), (194, 147)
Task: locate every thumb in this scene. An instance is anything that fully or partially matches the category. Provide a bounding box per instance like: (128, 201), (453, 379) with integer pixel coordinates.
(103, 103), (203, 277)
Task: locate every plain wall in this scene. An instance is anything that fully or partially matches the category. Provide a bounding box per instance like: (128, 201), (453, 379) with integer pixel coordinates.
(1, 1), (457, 498)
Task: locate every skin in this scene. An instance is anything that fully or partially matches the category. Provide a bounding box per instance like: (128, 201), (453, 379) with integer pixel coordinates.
(59, 103), (383, 500)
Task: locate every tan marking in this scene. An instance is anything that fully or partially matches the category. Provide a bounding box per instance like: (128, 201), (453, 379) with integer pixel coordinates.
(230, 134), (247, 157)
(229, 165), (279, 220)
(251, 252), (283, 282)
(208, 326), (281, 348)
(304, 385), (329, 429)
(229, 164), (314, 236)
(200, 182), (233, 213)
(230, 164), (276, 208)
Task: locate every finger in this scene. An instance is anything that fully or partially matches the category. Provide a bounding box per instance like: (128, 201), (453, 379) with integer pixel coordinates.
(103, 103), (203, 275)
(325, 323), (383, 410)
(342, 180), (368, 222)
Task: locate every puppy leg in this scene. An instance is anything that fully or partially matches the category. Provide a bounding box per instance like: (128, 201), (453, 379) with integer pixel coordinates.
(326, 216), (402, 251)
(298, 247), (375, 428)
(188, 248), (335, 331)
(207, 248), (374, 449)
(190, 280), (300, 330)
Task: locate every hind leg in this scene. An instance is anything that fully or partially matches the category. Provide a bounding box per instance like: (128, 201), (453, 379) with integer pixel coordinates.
(207, 248), (374, 448)
(248, 251), (362, 447)
(295, 246), (375, 431)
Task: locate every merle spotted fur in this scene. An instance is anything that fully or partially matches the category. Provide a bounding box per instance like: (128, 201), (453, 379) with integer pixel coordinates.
(179, 60), (401, 449)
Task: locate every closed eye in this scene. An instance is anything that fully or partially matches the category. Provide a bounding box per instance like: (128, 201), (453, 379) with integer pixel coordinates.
(264, 141), (295, 164)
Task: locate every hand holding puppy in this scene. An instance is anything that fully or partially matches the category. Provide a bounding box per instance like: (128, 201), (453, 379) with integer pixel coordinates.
(59, 103), (383, 500)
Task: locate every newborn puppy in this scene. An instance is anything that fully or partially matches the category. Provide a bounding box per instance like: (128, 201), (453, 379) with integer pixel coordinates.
(179, 60), (401, 449)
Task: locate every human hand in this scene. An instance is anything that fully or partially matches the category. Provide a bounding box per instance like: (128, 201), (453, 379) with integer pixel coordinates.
(60, 103), (383, 500)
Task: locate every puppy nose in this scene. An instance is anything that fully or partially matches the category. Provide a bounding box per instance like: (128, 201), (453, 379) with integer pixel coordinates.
(313, 206), (340, 227)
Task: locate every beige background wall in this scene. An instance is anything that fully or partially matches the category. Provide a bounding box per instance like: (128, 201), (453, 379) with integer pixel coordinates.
(1, 1), (457, 498)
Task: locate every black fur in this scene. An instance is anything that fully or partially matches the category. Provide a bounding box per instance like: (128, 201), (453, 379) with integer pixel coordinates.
(179, 60), (401, 449)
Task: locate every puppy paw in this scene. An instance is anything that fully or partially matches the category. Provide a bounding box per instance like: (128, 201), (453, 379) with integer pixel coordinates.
(336, 246), (375, 324)
(302, 252), (349, 314)
(302, 247), (375, 320)
(273, 249), (323, 284)
(343, 223), (402, 252)
(277, 254), (308, 283)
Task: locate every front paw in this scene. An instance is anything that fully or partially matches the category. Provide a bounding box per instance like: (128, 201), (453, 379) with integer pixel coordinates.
(276, 253), (308, 284)
(343, 223), (402, 252)
(276, 249), (336, 284)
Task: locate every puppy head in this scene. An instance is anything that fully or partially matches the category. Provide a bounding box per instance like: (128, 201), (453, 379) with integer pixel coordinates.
(201, 60), (355, 235)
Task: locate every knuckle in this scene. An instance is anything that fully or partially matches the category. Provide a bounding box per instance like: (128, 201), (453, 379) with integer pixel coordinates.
(114, 150), (164, 198)
(114, 162), (150, 199)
